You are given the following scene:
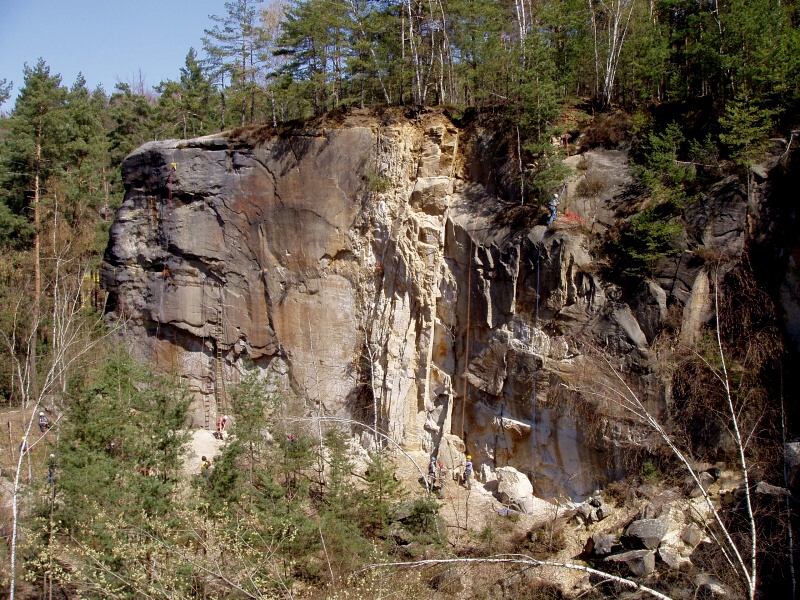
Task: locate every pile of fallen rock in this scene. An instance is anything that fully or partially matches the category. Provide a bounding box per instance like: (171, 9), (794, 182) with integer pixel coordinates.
(573, 468), (743, 597)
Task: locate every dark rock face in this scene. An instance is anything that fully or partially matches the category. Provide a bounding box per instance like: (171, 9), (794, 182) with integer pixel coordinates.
(103, 110), (767, 500)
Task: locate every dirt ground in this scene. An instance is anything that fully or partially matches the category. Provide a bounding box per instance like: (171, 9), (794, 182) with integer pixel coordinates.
(181, 427), (226, 478)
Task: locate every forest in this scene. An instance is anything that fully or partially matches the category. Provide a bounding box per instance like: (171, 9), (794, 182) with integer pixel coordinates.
(0, 0), (799, 597)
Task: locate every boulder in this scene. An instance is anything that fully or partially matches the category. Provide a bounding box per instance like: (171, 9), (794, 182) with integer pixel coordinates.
(410, 176), (452, 215)
(496, 466), (535, 512)
(391, 527), (413, 546)
(624, 518), (668, 550)
(657, 547), (690, 570)
(756, 481), (790, 498)
(585, 532), (619, 557)
(576, 502), (595, 524)
(605, 549), (656, 577)
(689, 471), (716, 498)
(693, 573), (732, 598)
(596, 505), (612, 521)
(681, 524), (704, 548)
(636, 502), (661, 520)
(429, 566), (464, 593)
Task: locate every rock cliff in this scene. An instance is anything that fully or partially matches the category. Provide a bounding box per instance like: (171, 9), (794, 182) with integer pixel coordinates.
(103, 108), (783, 500)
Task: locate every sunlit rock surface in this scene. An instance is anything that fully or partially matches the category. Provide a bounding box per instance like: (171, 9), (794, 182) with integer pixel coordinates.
(104, 108), (761, 500)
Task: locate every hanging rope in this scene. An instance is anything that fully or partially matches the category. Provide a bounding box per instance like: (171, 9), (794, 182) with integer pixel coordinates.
(531, 241), (542, 492)
(460, 229), (474, 444)
(164, 162), (177, 255)
(156, 163), (177, 341)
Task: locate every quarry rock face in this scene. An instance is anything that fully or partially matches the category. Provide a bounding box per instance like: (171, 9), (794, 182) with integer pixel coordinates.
(103, 109), (757, 500)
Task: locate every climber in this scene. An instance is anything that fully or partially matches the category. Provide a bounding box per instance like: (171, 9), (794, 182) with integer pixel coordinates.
(429, 456), (437, 486)
(463, 455), (473, 490)
(47, 454), (56, 484)
(215, 415), (228, 439)
(200, 456), (211, 480)
(547, 193), (560, 227)
(19, 436), (28, 454)
(38, 411), (48, 433)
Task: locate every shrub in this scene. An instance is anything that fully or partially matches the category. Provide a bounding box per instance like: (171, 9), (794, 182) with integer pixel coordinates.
(613, 207), (682, 276)
(365, 168), (391, 193)
(576, 171), (606, 197)
(581, 111), (631, 148)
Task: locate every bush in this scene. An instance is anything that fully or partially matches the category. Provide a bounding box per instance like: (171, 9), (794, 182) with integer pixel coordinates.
(365, 168), (391, 193)
(613, 208), (682, 276)
(576, 171), (606, 197)
(641, 459), (661, 482)
(581, 111), (631, 149)
(520, 522), (566, 559)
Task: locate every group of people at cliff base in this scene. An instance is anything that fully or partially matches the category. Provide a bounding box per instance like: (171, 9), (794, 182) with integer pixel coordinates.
(429, 455), (473, 490)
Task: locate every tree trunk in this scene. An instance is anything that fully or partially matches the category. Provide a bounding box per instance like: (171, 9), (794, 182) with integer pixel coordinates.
(31, 120), (42, 407)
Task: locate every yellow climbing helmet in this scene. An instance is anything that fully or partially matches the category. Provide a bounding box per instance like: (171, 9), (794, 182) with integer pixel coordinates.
(466, 455), (471, 459)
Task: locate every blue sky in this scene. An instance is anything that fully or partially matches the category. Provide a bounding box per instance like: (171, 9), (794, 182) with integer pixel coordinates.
(0, 0), (226, 107)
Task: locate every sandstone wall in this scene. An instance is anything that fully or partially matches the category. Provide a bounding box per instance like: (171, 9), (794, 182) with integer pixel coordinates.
(103, 109), (753, 499)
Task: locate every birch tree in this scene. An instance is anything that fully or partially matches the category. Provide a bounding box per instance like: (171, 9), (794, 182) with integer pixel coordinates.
(588, 0), (637, 106)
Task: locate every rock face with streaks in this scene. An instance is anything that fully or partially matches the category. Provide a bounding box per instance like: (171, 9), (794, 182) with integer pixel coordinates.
(103, 108), (761, 500)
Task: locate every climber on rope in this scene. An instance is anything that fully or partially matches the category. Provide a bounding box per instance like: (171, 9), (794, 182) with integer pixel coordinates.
(38, 411), (49, 433)
(463, 455), (473, 490)
(547, 194), (560, 227)
(429, 456), (437, 486)
(47, 454), (56, 484)
(547, 180), (570, 228)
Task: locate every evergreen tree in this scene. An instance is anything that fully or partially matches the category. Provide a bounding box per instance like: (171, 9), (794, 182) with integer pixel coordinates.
(156, 48), (219, 139)
(107, 83), (156, 168)
(719, 94), (771, 169)
(0, 78), (12, 109)
(203, 0), (267, 126)
(57, 349), (190, 526)
(0, 60), (67, 239)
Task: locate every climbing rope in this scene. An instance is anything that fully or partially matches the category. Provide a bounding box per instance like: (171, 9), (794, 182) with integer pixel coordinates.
(156, 163), (177, 340)
(460, 227), (474, 445)
(531, 240), (542, 493)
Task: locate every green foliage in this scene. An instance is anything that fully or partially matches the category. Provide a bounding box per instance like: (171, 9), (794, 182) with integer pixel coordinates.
(640, 459), (661, 482)
(155, 49), (219, 139)
(615, 207), (682, 276)
(204, 439), (245, 508)
(643, 123), (694, 187)
(719, 94), (772, 168)
(203, 0), (268, 126)
(0, 79), (12, 108)
(107, 83), (156, 167)
(403, 497), (444, 543)
(362, 450), (404, 534)
(366, 168), (391, 193)
(0, 59), (68, 220)
(57, 348), (190, 527)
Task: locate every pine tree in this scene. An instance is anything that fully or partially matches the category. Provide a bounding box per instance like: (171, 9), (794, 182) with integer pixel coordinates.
(0, 60), (69, 401)
(0, 78), (12, 109)
(203, 0), (267, 126)
(156, 49), (219, 139)
(719, 94), (771, 169)
(107, 83), (156, 168)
